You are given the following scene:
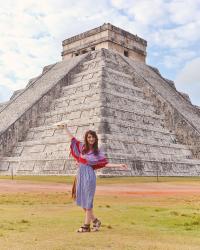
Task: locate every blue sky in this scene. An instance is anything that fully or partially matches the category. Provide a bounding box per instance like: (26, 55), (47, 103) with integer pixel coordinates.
(0, 0), (200, 105)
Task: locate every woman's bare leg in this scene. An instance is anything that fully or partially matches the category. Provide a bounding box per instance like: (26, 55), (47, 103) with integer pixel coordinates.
(90, 209), (96, 221)
(84, 208), (96, 224)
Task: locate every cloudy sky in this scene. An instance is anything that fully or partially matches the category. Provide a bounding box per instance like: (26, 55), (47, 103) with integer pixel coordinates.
(0, 0), (200, 105)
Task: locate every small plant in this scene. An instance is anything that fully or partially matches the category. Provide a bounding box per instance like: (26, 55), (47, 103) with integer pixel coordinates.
(170, 211), (179, 216)
(20, 219), (29, 224)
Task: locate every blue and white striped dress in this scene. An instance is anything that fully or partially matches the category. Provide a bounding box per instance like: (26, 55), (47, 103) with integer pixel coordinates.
(70, 137), (108, 209)
(76, 162), (96, 208)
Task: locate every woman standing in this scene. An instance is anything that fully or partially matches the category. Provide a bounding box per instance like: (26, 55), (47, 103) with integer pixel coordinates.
(57, 123), (128, 233)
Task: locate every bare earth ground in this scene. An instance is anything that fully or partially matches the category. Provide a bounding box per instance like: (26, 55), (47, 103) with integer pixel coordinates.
(1, 179), (200, 196)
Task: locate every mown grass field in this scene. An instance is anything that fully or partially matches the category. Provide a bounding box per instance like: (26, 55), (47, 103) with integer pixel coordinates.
(0, 176), (200, 250)
(1, 175), (200, 184)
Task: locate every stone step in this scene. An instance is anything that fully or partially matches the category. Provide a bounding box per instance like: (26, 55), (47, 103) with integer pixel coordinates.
(12, 128), (187, 158)
(1, 153), (200, 166)
(103, 66), (133, 80)
(104, 149), (192, 163)
(76, 57), (107, 74)
(69, 62), (139, 89)
(26, 114), (168, 142)
(52, 97), (102, 113)
(27, 119), (100, 141)
(103, 58), (134, 76)
(10, 136), (70, 157)
(104, 121), (177, 143)
(36, 102), (162, 129)
(59, 88), (150, 114)
(48, 89), (161, 120)
(39, 90), (156, 121)
(106, 152), (197, 163)
(123, 55), (200, 131)
(101, 89), (156, 113)
(63, 73), (143, 94)
(103, 118), (166, 136)
(1, 151), (198, 176)
(102, 67), (138, 88)
(102, 79), (144, 99)
(60, 80), (100, 98)
(59, 81), (145, 106)
(107, 149), (191, 162)
(13, 149), (68, 160)
(69, 67), (102, 85)
(41, 102), (101, 120)
(102, 106), (165, 128)
(53, 86), (101, 104)
(35, 107), (164, 128)
(102, 133), (184, 150)
(102, 133), (193, 160)
(102, 133), (190, 150)
(103, 74), (139, 89)
(29, 116), (101, 133)
(15, 135), (70, 147)
(36, 104), (102, 126)
(78, 53), (132, 76)
(24, 113), (169, 148)
(13, 126), (187, 159)
(101, 136), (190, 151)
(61, 80), (100, 99)
(102, 156), (200, 176)
(0, 157), (77, 175)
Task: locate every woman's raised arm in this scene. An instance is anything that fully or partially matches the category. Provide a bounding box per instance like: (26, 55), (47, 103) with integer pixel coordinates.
(105, 163), (128, 170)
(56, 123), (74, 140)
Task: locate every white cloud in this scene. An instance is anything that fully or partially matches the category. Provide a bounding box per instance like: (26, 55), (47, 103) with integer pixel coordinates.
(0, 85), (12, 102)
(127, 0), (168, 26)
(0, 0), (200, 106)
(168, 0), (200, 25)
(150, 20), (200, 49)
(162, 49), (196, 69)
(175, 57), (200, 106)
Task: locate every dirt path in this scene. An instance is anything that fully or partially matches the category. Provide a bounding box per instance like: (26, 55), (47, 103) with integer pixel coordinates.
(1, 179), (200, 197)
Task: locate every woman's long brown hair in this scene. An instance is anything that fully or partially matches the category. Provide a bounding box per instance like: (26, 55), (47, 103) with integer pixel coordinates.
(82, 130), (99, 155)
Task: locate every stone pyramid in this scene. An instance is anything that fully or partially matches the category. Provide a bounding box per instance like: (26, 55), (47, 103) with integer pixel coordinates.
(1, 23), (200, 176)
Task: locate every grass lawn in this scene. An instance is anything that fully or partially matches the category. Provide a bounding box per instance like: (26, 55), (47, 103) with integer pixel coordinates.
(0, 176), (200, 250)
(1, 175), (200, 185)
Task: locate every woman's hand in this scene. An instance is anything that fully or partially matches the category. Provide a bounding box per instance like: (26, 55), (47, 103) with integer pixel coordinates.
(119, 164), (128, 170)
(56, 123), (67, 129)
(105, 163), (128, 170)
(80, 153), (86, 159)
(55, 122), (73, 139)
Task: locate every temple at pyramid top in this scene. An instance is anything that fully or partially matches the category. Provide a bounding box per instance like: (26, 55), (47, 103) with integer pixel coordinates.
(61, 23), (147, 62)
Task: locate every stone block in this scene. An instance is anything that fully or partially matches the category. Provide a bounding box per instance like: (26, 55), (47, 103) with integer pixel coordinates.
(22, 145), (46, 154)
(18, 161), (35, 171)
(0, 162), (10, 171)
(43, 160), (65, 171)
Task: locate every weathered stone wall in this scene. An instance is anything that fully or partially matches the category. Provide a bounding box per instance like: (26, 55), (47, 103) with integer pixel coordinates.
(0, 54), (88, 157)
(0, 50), (110, 175)
(122, 55), (200, 160)
(62, 23), (147, 62)
(0, 83), (63, 157)
(1, 48), (200, 176)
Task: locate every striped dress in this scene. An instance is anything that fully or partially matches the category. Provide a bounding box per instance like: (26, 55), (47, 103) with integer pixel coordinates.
(70, 137), (108, 209)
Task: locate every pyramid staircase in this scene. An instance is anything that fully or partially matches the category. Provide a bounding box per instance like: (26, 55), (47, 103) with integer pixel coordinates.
(0, 49), (200, 176)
